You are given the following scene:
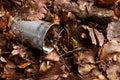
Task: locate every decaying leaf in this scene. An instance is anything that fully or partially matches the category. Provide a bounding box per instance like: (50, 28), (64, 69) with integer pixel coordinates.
(0, 39), (6, 47)
(87, 27), (97, 45)
(11, 45), (26, 56)
(98, 40), (120, 60)
(17, 62), (31, 69)
(106, 64), (120, 80)
(76, 49), (97, 75)
(78, 64), (95, 75)
(0, 56), (7, 63)
(92, 69), (105, 80)
(0, 11), (10, 30)
(39, 61), (51, 72)
(39, 62), (64, 80)
(54, 0), (79, 13)
(41, 51), (60, 62)
(0, 5), (5, 17)
(107, 21), (120, 42)
(86, 26), (104, 46)
(77, 0), (93, 13)
(26, 0), (48, 20)
(6, 60), (16, 69)
(93, 28), (104, 47)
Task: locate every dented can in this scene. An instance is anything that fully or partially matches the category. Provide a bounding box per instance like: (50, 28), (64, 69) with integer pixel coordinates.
(11, 20), (58, 54)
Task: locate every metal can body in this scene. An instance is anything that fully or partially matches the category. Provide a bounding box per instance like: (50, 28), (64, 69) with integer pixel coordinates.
(11, 20), (57, 53)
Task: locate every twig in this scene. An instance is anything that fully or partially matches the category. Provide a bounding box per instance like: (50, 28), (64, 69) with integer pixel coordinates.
(54, 46), (70, 72)
(62, 48), (89, 56)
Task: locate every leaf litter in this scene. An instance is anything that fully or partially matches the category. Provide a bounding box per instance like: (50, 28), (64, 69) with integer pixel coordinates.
(0, 0), (120, 80)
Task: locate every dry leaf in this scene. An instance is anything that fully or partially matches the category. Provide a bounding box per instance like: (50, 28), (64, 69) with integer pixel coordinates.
(107, 21), (120, 42)
(78, 64), (95, 75)
(11, 45), (26, 56)
(106, 64), (120, 80)
(92, 69), (105, 80)
(26, 0), (48, 20)
(93, 28), (104, 47)
(0, 11), (10, 30)
(87, 27), (97, 45)
(87, 27), (104, 46)
(6, 60), (16, 69)
(0, 57), (7, 63)
(39, 61), (51, 72)
(17, 62), (31, 69)
(0, 5), (5, 17)
(54, 0), (79, 13)
(98, 40), (120, 60)
(42, 51), (60, 62)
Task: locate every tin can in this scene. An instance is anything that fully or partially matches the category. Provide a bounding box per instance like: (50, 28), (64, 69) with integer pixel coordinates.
(11, 20), (58, 54)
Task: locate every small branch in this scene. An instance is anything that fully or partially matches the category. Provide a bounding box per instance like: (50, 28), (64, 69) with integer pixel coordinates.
(62, 48), (89, 56)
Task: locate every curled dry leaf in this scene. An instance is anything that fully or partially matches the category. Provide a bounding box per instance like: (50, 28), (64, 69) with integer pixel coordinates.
(87, 27), (97, 45)
(86, 27), (104, 46)
(17, 62), (31, 69)
(98, 40), (120, 60)
(78, 64), (95, 75)
(107, 21), (120, 42)
(92, 69), (105, 80)
(113, 53), (120, 63)
(77, 0), (94, 13)
(0, 5), (5, 17)
(41, 51), (60, 62)
(11, 45), (26, 56)
(93, 28), (104, 47)
(77, 52), (95, 65)
(39, 61), (51, 72)
(0, 57), (7, 63)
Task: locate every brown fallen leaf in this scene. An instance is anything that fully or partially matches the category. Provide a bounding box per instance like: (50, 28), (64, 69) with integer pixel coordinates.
(0, 39), (6, 47)
(41, 50), (60, 62)
(92, 69), (105, 80)
(6, 60), (16, 69)
(39, 62), (64, 80)
(86, 26), (104, 46)
(0, 5), (5, 17)
(0, 11), (10, 31)
(77, 0), (94, 13)
(87, 27), (97, 45)
(11, 45), (26, 56)
(0, 56), (7, 63)
(93, 28), (104, 47)
(17, 62), (31, 69)
(54, 0), (79, 13)
(98, 40), (120, 60)
(106, 64), (120, 80)
(107, 21), (120, 42)
(26, 0), (48, 20)
(39, 61), (51, 72)
(78, 64), (95, 75)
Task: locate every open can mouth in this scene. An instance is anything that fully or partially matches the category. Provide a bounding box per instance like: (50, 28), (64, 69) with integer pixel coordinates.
(43, 24), (59, 53)
(11, 20), (59, 54)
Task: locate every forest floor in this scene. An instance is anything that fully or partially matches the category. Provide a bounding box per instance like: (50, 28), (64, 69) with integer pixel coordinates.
(0, 0), (120, 80)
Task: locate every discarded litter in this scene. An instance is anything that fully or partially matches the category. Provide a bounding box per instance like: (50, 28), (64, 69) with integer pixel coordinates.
(11, 20), (59, 54)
